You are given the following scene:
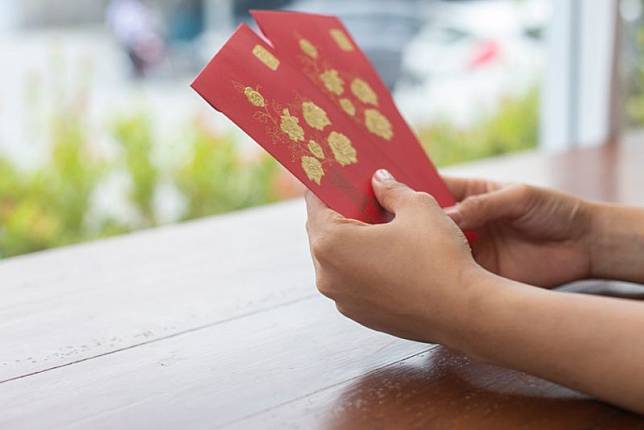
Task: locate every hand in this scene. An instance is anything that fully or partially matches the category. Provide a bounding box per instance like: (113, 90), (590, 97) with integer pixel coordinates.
(307, 173), (644, 414)
(443, 177), (593, 287)
(305, 169), (485, 344)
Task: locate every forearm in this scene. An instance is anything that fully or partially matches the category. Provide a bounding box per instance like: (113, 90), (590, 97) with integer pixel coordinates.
(453, 271), (644, 413)
(588, 202), (644, 283)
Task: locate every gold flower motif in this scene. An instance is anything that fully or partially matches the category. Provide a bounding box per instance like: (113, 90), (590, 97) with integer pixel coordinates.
(301, 156), (324, 185)
(252, 44), (280, 71)
(339, 98), (356, 116)
(327, 131), (357, 166)
(351, 78), (378, 106)
(243, 87), (265, 107)
(319, 69), (344, 95)
(364, 108), (393, 141)
(299, 38), (318, 59)
(329, 28), (354, 51)
(308, 140), (325, 159)
(302, 101), (331, 131)
(280, 109), (305, 142)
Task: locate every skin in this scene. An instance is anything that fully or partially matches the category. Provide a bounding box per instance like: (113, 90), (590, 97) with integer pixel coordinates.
(305, 169), (644, 414)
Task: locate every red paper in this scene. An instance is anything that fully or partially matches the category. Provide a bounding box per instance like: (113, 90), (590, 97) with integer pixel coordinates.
(251, 10), (455, 208)
(192, 11), (472, 238)
(192, 24), (415, 223)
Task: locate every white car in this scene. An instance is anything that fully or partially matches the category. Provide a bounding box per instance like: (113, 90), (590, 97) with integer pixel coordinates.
(398, 0), (547, 125)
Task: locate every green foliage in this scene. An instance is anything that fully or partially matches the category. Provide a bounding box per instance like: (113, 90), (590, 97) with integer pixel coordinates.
(175, 128), (279, 220)
(112, 114), (159, 224)
(626, 25), (644, 127)
(0, 111), (281, 258)
(417, 86), (539, 167)
(0, 110), (106, 258)
(0, 158), (50, 257)
(0, 87), (539, 258)
(49, 113), (106, 235)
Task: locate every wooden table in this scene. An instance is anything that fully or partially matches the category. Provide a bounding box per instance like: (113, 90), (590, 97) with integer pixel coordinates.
(2, 138), (644, 429)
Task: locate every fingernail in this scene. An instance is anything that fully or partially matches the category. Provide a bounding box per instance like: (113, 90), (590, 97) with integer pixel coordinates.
(374, 169), (394, 182)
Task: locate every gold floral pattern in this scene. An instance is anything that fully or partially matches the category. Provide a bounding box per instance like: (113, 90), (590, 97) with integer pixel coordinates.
(339, 98), (356, 116)
(319, 69), (344, 95)
(302, 101), (331, 131)
(301, 156), (324, 184)
(364, 108), (393, 140)
(329, 28), (354, 51)
(236, 74), (363, 180)
(244, 87), (265, 107)
(280, 109), (305, 142)
(327, 131), (357, 166)
(307, 140), (325, 159)
(252, 44), (280, 71)
(351, 78), (378, 106)
(299, 38), (318, 59)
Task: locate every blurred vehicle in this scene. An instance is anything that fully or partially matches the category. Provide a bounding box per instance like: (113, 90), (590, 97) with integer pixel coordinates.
(404, 0), (544, 79)
(289, 0), (425, 88)
(397, 0), (547, 125)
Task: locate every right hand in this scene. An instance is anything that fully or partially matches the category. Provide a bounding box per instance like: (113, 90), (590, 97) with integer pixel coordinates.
(443, 177), (593, 287)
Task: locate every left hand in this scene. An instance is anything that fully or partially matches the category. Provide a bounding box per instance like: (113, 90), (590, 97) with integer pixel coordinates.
(305, 169), (485, 344)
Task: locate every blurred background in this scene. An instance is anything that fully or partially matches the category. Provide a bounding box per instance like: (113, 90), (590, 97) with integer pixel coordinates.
(0, 0), (641, 258)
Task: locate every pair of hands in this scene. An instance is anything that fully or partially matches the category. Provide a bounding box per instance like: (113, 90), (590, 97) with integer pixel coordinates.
(307, 173), (644, 414)
(305, 169), (594, 345)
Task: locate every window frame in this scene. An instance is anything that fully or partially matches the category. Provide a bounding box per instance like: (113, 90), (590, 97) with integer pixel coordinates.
(540, 0), (622, 150)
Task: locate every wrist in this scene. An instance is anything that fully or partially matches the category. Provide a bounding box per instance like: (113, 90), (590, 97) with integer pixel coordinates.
(585, 201), (612, 278)
(573, 198), (600, 279)
(450, 270), (539, 362)
(585, 202), (644, 282)
(439, 264), (507, 353)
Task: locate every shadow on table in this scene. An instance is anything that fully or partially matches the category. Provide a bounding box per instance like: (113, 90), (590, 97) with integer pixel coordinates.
(557, 280), (644, 300)
(323, 346), (644, 430)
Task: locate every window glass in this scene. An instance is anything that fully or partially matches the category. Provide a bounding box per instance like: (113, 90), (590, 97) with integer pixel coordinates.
(0, 0), (548, 258)
(621, 0), (644, 129)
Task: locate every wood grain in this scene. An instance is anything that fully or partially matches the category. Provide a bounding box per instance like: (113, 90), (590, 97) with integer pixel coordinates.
(0, 200), (314, 382)
(231, 347), (644, 430)
(443, 135), (644, 204)
(1, 138), (644, 428)
(0, 297), (428, 429)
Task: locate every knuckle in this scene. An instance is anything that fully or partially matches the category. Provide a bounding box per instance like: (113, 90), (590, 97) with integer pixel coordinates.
(382, 180), (401, 191)
(316, 274), (342, 301)
(411, 192), (437, 208)
(316, 275), (335, 299)
(380, 182), (399, 200)
(310, 228), (338, 260)
(383, 181), (408, 197)
(335, 303), (351, 318)
(507, 183), (538, 207)
(510, 183), (532, 197)
(462, 194), (484, 211)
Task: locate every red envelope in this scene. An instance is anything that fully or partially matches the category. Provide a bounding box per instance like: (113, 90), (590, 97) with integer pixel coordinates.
(192, 24), (418, 223)
(192, 12), (475, 241)
(251, 9), (455, 209)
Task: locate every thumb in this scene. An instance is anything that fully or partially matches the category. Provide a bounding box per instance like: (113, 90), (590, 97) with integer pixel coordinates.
(446, 184), (532, 230)
(371, 169), (417, 215)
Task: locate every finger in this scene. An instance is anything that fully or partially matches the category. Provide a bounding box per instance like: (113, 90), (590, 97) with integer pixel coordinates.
(441, 175), (496, 202)
(305, 191), (327, 217)
(371, 169), (419, 215)
(441, 176), (473, 201)
(444, 205), (463, 226)
(304, 191), (343, 234)
(451, 184), (532, 230)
